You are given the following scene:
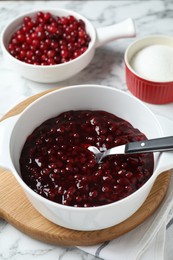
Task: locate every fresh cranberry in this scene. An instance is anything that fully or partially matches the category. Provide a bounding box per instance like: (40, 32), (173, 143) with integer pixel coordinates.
(20, 110), (154, 207)
(8, 12), (91, 65)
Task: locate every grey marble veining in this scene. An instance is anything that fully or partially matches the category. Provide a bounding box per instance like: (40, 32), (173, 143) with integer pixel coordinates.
(1, 1), (173, 259)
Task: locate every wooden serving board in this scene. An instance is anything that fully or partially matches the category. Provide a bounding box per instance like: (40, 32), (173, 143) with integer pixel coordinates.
(0, 89), (171, 246)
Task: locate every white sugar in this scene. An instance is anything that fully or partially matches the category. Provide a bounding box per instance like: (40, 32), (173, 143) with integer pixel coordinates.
(130, 44), (173, 82)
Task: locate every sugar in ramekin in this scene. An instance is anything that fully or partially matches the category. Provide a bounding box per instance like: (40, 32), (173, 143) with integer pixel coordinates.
(125, 35), (173, 104)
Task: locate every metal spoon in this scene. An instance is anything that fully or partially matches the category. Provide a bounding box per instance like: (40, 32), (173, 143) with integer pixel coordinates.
(88, 136), (173, 163)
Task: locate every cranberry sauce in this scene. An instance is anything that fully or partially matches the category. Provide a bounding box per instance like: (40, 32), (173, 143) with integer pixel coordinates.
(20, 110), (154, 207)
(8, 12), (91, 65)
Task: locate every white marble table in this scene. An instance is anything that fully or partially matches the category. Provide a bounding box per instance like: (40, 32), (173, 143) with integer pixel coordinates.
(1, 1), (173, 259)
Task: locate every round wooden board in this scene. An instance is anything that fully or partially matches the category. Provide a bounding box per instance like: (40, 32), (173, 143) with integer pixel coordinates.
(0, 88), (171, 246)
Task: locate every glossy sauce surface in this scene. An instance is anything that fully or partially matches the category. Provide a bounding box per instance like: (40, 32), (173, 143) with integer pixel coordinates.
(20, 110), (154, 207)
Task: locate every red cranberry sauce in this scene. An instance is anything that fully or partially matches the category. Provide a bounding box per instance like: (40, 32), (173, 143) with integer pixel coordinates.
(8, 12), (91, 65)
(20, 110), (154, 207)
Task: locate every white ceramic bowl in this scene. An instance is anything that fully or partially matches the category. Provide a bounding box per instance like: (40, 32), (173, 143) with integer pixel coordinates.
(0, 85), (173, 231)
(1, 9), (135, 83)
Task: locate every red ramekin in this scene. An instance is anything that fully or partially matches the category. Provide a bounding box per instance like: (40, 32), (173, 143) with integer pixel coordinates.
(124, 35), (173, 104)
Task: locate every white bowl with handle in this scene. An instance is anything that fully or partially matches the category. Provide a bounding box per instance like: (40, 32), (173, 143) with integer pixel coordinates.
(1, 8), (135, 83)
(0, 85), (173, 231)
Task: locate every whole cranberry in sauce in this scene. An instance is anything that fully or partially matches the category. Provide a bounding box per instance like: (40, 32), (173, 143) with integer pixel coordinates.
(8, 12), (91, 65)
(20, 110), (154, 207)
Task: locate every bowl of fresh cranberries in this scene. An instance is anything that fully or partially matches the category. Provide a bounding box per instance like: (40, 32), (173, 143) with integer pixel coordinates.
(0, 85), (172, 231)
(1, 9), (135, 83)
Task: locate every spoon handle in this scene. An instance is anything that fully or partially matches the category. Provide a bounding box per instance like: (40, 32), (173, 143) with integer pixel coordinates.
(125, 136), (173, 154)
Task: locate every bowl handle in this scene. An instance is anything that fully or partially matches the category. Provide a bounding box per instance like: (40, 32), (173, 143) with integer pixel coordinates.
(95, 18), (136, 48)
(154, 115), (173, 176)
(0, 115), (19, 170)
(155, 151), (173, 177)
